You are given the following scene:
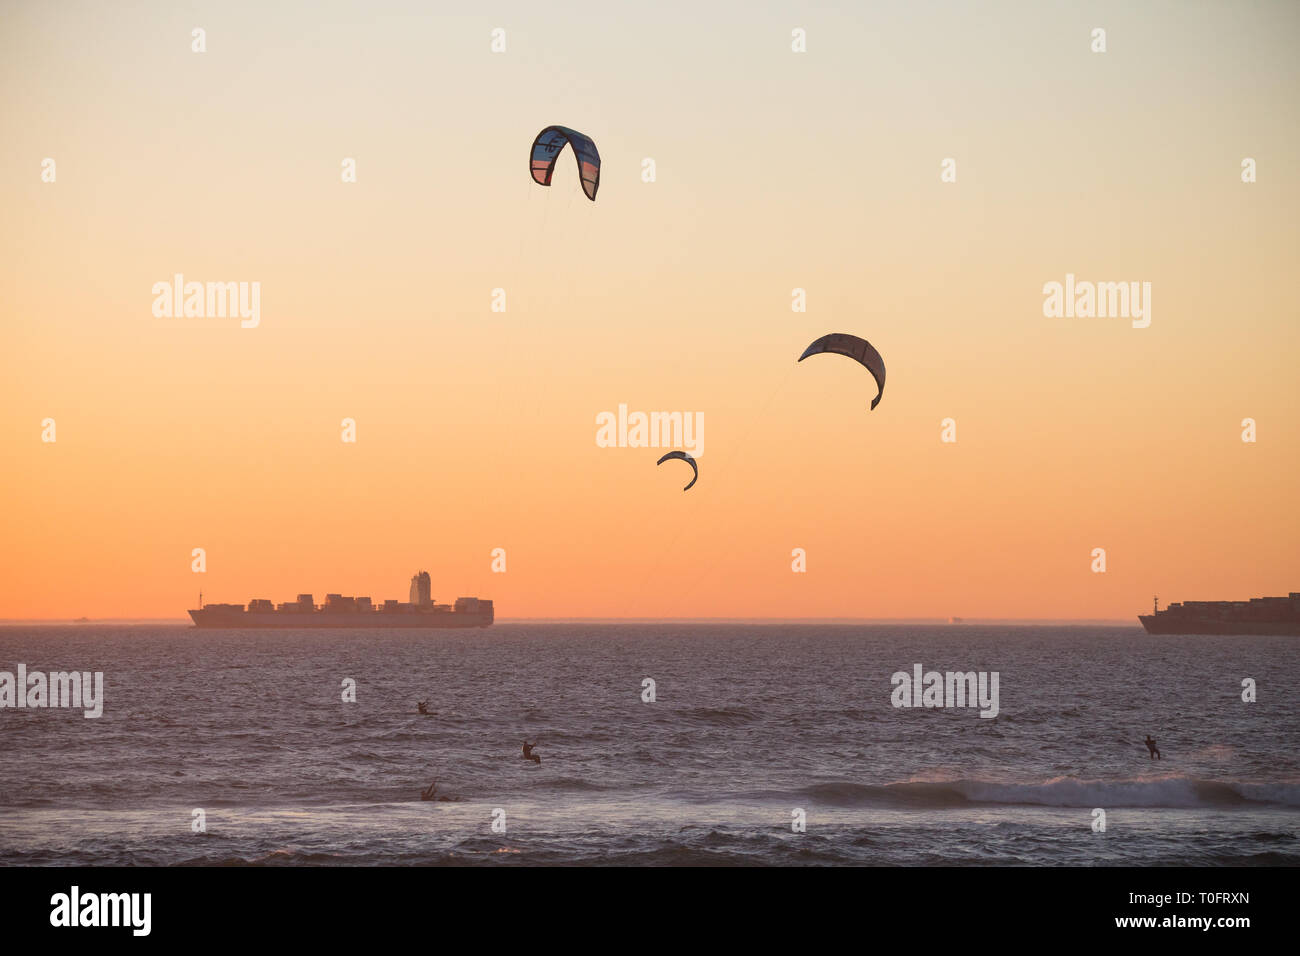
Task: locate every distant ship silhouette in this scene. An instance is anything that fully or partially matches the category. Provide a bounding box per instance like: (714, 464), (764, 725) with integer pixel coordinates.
(1139, 592), (1300, 635)
(189, 570), (493, 629)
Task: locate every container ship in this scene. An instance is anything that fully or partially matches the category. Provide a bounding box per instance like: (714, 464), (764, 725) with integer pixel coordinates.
(1138, 592), (1300, 635)
(188, 571), (492, 628)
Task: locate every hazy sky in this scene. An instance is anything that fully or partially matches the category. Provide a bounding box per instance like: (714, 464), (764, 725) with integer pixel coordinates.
(2, 0), (1297, 619)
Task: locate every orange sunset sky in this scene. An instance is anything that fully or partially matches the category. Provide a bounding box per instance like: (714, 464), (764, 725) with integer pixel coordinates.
(2, 1), (1298, 620)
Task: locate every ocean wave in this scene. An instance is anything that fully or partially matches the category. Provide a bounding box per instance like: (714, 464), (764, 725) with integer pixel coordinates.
(196, 848), (352, 866)
(530, 776), (617, 793)
(673, 706), (760, 726)
(790, 776), (1300, 809)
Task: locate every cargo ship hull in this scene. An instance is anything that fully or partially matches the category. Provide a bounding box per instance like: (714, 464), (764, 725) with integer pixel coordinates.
(189, 608), (492, 629)
(1138, 615), (1299, 636)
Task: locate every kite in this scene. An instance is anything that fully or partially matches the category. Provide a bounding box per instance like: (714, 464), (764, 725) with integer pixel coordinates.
(798, 333), (887, 410)
(656, 450), (698, 491)
(530, 126), (601, 201)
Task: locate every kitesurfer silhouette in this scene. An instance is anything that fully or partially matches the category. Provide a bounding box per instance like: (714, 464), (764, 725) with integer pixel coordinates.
(417, 700), (428, 715)
(1143, 735), (1161, 760)
(522, 741), (540, 764)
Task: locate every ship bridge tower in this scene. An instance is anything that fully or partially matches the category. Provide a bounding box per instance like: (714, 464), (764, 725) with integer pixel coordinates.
(409, 570), (432, 607)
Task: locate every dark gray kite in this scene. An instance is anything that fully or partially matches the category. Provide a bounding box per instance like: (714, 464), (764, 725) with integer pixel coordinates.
(656, 450), (698, 491)
(798, 333), (887, 410)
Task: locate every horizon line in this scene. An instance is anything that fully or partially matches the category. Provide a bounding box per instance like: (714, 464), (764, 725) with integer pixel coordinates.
(0, 615), (1139, 626)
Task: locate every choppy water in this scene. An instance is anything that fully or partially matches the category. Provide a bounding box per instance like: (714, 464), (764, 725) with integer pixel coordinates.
(1, 624), (1297, 865)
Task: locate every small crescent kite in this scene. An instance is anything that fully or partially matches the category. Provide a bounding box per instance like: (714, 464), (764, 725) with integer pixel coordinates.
(529, 126), (601, 201)
(656, 451), (698, 491)
(798, 333), (887, 410)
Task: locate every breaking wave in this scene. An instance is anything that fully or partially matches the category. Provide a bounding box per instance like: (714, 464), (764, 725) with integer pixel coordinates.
(792, 776), (1300, 809)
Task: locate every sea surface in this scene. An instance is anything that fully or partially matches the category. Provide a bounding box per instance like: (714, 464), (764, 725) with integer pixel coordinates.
(1, 624), (1297, 866)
